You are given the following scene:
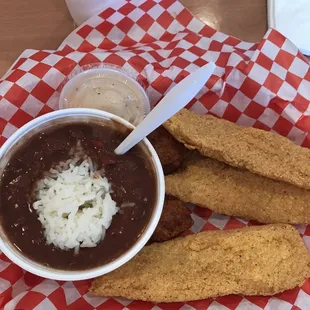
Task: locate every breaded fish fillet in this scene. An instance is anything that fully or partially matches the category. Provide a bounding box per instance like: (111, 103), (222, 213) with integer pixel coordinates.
(91, 224), (310, 302)
(165, 155), (310, 224)
(164, 109), (310, 189)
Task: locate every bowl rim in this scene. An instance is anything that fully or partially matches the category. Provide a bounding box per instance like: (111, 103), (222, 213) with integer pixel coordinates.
(0, 108), (165, 281)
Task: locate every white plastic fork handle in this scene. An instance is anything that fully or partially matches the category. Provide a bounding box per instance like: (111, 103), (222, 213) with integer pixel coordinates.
(114, 62), (216, 155)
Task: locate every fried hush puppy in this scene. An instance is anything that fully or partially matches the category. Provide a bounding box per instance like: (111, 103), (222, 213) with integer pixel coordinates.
(151, 196), (193, 243)
(165, 155), (310, 224)
(91, 224), (310, 302)
(164, 109), (310, 189)
(148, 126), (187, 175)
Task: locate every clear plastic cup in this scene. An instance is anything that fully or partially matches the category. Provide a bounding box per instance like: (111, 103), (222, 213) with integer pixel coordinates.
(59, 63), (150, 126)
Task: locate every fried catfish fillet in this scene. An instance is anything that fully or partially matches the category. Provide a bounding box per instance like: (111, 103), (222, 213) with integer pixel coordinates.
(165, 155), (310, 224)
(164, 109), (310, 189)
(91, 224), (310, 302)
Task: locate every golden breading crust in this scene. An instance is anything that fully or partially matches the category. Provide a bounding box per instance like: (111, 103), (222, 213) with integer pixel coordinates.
(165, 155), (310, 224)
(91, 224), (310, 302)
(164, 109), (310, 189)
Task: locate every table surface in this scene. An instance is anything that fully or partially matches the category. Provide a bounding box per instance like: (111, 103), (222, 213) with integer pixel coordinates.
(0, 0), (267, 77)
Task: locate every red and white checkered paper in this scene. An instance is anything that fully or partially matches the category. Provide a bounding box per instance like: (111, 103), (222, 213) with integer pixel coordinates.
(1, 0), (310, 309)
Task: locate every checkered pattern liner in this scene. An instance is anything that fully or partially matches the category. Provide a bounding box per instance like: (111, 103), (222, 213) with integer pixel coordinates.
(1, 0), (310, 309)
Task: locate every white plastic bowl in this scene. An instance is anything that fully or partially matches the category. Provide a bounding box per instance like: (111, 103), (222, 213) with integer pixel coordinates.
(0, 108), (165, 281)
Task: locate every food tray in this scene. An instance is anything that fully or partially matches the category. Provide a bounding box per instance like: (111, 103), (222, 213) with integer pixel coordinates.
(1, 0), (310, 309)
